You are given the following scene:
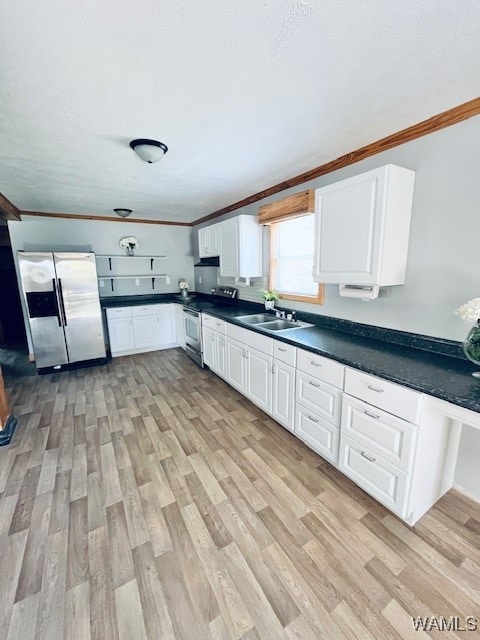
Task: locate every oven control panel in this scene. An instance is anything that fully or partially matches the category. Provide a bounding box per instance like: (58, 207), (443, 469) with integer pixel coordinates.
(210, 286), (238, 299)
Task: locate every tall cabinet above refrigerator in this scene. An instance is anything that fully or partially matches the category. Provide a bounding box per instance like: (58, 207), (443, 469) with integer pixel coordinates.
(17, 252), (107, 373)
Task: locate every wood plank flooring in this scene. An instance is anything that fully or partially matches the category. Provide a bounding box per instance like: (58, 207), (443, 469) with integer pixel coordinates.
(1, 348), (480, 639)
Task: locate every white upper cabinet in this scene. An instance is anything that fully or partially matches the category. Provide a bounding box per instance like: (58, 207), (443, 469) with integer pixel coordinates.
(313, 164), (415, 293)
(198, 223), (220, 258)
(219, 215), (263, 278)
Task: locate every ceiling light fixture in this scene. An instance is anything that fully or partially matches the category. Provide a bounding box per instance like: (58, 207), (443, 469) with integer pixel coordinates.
(129, 138), (168, 164)
(114, 208), (133, 218)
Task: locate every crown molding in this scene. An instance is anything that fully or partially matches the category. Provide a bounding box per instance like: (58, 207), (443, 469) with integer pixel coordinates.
(192, 96), (480, 226)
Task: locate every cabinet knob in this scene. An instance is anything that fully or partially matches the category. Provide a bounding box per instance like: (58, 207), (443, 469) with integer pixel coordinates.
(364, 410), (380, 419)
(308, 415), (319, 423)
(310, 361), (322, 367)
(309, 381), (321, 388)
(367, 384), (384, 393)
(278, 348), (287, 352)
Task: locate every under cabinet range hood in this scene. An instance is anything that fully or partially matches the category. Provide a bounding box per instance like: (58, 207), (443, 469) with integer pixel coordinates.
(194, 256), (220, 267)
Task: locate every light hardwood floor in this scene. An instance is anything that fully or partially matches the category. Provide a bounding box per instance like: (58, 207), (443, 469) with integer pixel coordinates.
(1, 348), (480, 640)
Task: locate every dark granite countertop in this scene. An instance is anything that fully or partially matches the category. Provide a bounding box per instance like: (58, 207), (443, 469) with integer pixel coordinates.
(203, 304), (480, 414)
(99, 293), (480, 414)
(100, 293), (186, 308)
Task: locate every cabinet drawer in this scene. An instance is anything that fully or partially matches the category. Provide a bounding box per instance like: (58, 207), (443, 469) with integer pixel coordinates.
(297, 349), (344, 389)
(132, 304), (161, 317)
(339, 434), (408, 516)
(273, 341), (296, 367)
(212, 318), (226, 334)
(226, 323), (273, 355)
(106, 307), (132, 319)
(344, 369), (423, 423)
(296, 371), (342, 426)
(202, 314), (216, 329)
(341, 395), (416, 472)
(295, 404), (339, 465)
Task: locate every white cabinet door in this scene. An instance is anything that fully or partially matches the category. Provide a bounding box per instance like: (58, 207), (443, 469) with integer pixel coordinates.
(174, 304), (185, 348)
(339, 434), (408, 517)
(272, 360), (295, 432)
(219, 215), (262, 278)
(203, 328), (216, 370)
(198, 227), (210, 258)
(295, 404), (339, 464)
(245, 347), (272, 413)
(209, 223), (220, 256)
(198, 224), (220, 258)
(158, 304), (177, 346)
(313, 165), (414, 286)
(313, 170), (382, 284)
(226, 337), (247, 393)
(133, 314), (160, 349)
(108, 317), (134, 355)
(219, 217), (240, 276)
(215, 333), (227, 378)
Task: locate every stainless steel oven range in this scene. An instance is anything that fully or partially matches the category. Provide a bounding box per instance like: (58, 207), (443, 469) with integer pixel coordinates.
(183, 286), (238, 367)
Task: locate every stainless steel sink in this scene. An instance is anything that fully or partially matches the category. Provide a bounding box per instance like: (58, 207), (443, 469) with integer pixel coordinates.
(255, 319), (313, 331)
(235, 313), (276, 324)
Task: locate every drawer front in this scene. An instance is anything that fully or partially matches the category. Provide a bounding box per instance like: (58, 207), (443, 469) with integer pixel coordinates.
(202, 314), (215, 329)
(226, 323), (273, 356)
(273, 341), (296, 367)
(339, 435), (408, 516)
(344, 369), (423, 423)
(212, 318), (226, 334)
(132, 304), (161, 317)
(296, 371), (342, 426)
(341, 395), (416, 472)
(295, 404), (339, 465)
(106, 306), (133, 319)
(297, 349), (344, 389)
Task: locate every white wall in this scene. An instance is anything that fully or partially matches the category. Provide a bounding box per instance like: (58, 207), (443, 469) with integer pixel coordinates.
(196, 115), (480, 342)
(8, 215), (194, 351)
(194, 115), (480, 500)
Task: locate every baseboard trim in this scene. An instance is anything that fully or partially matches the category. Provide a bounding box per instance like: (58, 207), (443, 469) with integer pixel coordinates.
(0, 414), (18, 446)
(452, 483), (480, 506)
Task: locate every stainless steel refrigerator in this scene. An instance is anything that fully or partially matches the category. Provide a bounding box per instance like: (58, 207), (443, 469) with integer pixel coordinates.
(17, 252), (106, 372)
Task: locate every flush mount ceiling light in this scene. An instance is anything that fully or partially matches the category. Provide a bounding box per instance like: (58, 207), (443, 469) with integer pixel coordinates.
(129, 138), (168, 164)
(113, 208), (133, 218)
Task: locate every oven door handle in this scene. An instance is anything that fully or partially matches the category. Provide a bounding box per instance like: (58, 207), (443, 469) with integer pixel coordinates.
(183, 308), (199, 318)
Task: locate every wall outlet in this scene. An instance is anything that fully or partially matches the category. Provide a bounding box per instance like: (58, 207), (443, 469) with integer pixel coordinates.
(99, 279), (104, 287)
(198, 275), (202, 283)
(135, 278), (140, 286)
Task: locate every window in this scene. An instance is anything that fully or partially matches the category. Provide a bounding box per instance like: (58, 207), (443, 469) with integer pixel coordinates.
(269, 214), (324, 304)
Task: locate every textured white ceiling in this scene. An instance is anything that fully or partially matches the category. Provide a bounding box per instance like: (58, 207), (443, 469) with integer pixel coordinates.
(1, 0), (479, 222)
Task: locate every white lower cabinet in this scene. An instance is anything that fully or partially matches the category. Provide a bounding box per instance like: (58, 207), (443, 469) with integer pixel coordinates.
(296, 371), (342, 426)
(226, 337), (248, 393)
(246, 348), (273, 414)
(108, 316), (135, 354)
(107, 304), (178, 357)
(272, 360), (295, 432)
(133, 313), (159, 349)
(174, 304), (186, 349)
(215, 334), (227, 378)
(295, 404), (339, 464)
(339, 434), (408, 516)
(203, 327), (216, 369)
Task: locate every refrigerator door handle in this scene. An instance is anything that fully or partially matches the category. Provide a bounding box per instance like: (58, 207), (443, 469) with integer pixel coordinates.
(52, 279), (62, 326)
(57, 278), (68, 326)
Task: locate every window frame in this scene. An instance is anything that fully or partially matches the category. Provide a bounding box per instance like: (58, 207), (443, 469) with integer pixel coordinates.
(268, 220), (324, 305)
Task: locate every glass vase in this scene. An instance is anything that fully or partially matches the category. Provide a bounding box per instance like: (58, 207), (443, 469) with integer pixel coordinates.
(463, 320), (480, 378)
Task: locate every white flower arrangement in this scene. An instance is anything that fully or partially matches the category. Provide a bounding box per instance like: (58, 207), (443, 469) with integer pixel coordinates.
(455, 298), (480, 324)
(119, 236), (139, 251)
(178, 279), (188, 290)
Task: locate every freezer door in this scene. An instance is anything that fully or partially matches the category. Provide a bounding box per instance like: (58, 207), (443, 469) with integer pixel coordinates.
(17, 252), (68, 368)
(53, 252), (106, 363)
